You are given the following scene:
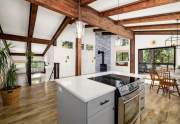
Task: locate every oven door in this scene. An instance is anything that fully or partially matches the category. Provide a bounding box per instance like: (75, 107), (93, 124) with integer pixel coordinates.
(118, 90), (140, 124)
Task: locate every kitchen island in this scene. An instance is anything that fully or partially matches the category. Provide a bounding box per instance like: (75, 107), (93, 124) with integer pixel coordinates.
(56, 71), (145, 124)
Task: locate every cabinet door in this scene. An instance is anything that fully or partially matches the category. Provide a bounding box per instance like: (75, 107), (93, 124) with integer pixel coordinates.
(88, 106), (114, 124)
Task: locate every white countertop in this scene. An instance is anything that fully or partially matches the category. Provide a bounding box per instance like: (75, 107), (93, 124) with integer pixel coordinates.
(56, 71), (146, 102)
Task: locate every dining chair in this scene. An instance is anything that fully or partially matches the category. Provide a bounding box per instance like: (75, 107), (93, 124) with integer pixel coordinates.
(149, 70), (160, 89)
(159, 72), (180, 98)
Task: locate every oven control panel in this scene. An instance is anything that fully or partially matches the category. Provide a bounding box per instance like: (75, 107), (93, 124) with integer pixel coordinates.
(117, 81), (139, 96)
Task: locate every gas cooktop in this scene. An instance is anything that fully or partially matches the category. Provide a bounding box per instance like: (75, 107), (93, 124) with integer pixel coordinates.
(89, 74), (139, 96)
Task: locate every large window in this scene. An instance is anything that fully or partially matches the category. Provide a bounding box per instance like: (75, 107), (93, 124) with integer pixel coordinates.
(138, 47), (176, 73)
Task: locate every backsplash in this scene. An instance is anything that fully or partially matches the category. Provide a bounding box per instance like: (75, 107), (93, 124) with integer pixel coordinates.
(95, 32), (111, 72)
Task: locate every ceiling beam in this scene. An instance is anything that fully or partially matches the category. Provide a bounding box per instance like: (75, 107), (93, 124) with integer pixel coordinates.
(117, 11), (180, 25)
(52, 17), (71, 46)
(126, 23), (180, 30)
(93, 28), (105, 32)
(0, 33), (50, 44)
(10, 52), (43, 56)
(27, 3), (38, 86)
(28, 3), (38, 38)
(101, 0), (180, 17)
(43, 16), (71, 55)
(81, 0), (96, 5)
(101, 32), (115, 35)
(85, 25), (96, 28)
(134, 30), (180, 35)
(25, 0), (133, 39)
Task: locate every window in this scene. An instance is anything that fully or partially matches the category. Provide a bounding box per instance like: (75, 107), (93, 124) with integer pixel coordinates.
(138, 46), (176, 73)
(116, 51), (129, 61)
(115, 38), (129, 47)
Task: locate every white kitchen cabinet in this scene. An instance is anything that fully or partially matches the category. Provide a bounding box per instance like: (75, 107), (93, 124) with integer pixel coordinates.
(88, 106), (114, 124)
(58, 86), (114, 124)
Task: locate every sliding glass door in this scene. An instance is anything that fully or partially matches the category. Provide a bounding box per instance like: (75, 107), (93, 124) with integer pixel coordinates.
(138, 46), (176, 73)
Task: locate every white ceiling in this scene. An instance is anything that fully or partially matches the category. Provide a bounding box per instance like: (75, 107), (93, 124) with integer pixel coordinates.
(32, 43), (47, 54)
(8, 41), (26, 53)
(133, 28), (180, 31)
(0, 0), (66, 54)
(110, 2), (180, 20)
(124, 20), (180, 27)
(0, 0), (30, 36)
(89, 0), (138, 12)
(33, 6), (65, 40)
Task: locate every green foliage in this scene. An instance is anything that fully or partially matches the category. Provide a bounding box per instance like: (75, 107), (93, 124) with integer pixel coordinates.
(116, 51), (129, 62)
(0, 43), (18, 90)
(4, 64), (17, 90)
(0, 47), (8, 74)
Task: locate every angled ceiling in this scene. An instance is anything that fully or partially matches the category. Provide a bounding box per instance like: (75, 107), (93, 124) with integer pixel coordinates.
(0, 0), (30, 36)
(33, 6), (65, 40)
(1, 0), (180, 55)
(87, 0), (180, 32)
(89, 0), (138, 12)
(0, 0), (66, 55)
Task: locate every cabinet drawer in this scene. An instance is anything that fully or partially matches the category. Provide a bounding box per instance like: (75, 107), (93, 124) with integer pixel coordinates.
(87, 92), (114, 117)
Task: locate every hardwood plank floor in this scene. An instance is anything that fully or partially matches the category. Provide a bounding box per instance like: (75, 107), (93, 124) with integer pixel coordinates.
(0, 82), (58, 124)
(0, 81), (179, 124)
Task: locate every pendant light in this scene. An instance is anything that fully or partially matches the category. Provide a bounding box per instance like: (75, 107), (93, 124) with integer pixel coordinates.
(165, 19), (180, 48)
(76, 0), (85, 39)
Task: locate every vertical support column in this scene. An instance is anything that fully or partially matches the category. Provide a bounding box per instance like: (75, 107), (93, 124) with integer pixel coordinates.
(75, 38), (82, 76)
(27, 41), (32, 86)
(130, 33), (135, 73)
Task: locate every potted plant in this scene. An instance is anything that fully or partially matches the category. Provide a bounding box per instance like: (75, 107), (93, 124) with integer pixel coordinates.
(0, 45), (20, 106)
(175, 65), (180, 74)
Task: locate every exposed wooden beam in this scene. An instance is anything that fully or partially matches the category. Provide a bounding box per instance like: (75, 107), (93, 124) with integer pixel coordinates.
(28, 3), (38, 37)
(134, 30), (180, 35)
(101, 0), (180, 17)
(0, 26), (10, 54)
(25, 0), (133, 39)
(126, 23), (180, 30)
(52, 17), (71, 46)
(10, 52), (43, 56)
(27, 3), (38, 86)
(117, 11), (180, 25)
(85, 25), (95, 28)
(43, 17), (71, 55)
(81, 0), (96, 5)
(93, 28), (105, 32)
(102, 32), (115, 35)
(0, 33), (50, 44)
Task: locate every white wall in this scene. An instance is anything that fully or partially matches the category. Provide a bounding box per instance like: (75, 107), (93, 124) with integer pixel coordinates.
(135, 35), (180, 74)
(111, 36), (130, 73)
(82, 28), (96, 74)
(44, 46), (54, 81)
(54, 24), (76, 78)
(54, 24), (96, 78)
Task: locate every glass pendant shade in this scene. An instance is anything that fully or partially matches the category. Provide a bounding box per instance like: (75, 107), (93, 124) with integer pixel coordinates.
(76, 20), (84, 39)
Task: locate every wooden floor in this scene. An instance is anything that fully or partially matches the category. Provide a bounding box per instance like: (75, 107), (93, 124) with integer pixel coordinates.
(0, 81), (180, 124)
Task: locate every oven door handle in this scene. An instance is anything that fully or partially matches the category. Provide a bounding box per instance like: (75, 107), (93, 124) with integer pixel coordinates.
(124, 93), (139, 104)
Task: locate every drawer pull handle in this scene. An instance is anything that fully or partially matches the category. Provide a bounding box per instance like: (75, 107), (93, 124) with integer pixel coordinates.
(100, 100), (110, 105)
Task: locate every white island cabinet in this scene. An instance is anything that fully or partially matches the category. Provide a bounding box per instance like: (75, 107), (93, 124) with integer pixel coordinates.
(56, 75), (116, 124)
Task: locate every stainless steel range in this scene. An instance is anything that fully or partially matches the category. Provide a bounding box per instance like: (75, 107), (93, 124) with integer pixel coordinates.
(89, 74), (145, 124)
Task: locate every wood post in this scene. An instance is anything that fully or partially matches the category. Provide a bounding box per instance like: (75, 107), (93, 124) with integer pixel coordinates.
(130, 33), (135, 73)
(75, 38), (82, 76)
(27, 41), (32, 86)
